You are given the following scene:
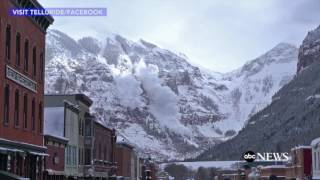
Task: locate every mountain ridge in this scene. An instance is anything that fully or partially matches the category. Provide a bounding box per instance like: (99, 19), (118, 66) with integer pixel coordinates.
(198, 25), (320, 161)
(45, 29), (298, 160)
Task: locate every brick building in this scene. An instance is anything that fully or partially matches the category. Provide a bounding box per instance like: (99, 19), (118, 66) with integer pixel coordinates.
(83, 121), (116, 179)
(141, 158), (158, 180)
(0, 0), (53, 179)
(115, 140), (135, 179)
(45, 95), (89, 179)
(43, 106), (69, 180)
(286, 146), (312, 179)
(44, 135), (68, 180)
(312, 137), (320, 180)
(260, 165), (288, 179)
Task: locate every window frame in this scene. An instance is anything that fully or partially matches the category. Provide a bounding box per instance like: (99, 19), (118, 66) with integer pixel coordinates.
(38, 102), (43, 134)
(5, 25), (11, 61)
(23, 94), (28, 129)
(24, 39), (29, 72)
(14, 89), (20, 127)
(32, 47), (37, 78)
(31, 98), (35, 131)
(16, 33), (21, 67)
(4, 84), (10, 125)
(39, 52), (44, 82)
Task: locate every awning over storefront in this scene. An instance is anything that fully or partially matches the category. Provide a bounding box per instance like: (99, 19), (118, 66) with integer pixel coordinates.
(28, 151), (49, 156)
(0, 170), (30, 180)
(46, 169), (66, 176)
(0, 138), (47, 156)
(0, 147), (25, 154)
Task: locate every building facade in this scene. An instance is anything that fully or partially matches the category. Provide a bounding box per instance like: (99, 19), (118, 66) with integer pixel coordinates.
(312, 137), (320, 180)
(43, 105), (71, 180)
(45, 94), (118, 180)
(286, 146), (312, 179)
(0, 0), (53, 179)
(45, 95), (92, 179)
(84, 121), (116, 179)
(44, 135), (68, 180)
(115, 141), (134, 179)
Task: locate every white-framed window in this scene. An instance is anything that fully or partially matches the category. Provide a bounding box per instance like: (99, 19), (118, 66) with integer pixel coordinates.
(314, 151), (317, 171)
(318, 151), (320, 170)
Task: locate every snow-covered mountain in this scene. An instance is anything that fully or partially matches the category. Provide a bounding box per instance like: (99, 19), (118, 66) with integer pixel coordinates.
(198, 25), (320, 160)
(45, 29), (298, 160)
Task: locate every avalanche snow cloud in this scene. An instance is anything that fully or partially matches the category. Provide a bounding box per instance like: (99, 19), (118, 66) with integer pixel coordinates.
(45, 29), (298, 160)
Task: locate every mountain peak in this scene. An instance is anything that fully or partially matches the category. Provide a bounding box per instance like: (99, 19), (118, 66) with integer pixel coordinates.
(228, 42), (298, 78)
(139, 39), (158, 49)
(272, 42), (296, 50)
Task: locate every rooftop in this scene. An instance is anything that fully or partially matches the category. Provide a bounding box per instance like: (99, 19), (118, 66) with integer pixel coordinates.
(311, 137), (320, 146)
(291, 145), (312, 150)
(45, 94), (93, 106)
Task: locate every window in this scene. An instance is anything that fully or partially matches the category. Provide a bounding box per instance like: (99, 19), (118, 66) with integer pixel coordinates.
(66, 146), (69, 165)
(6, 25), (11, 61)
(93, 146), (96, 159)
(38, 102), (43, 133)
(4, 84), (10, 124)
(31, 98), (35, 131)
(53, 152), (59, 165)
(32, 47), (36, 77)
(24, 40), (29, 72)
(14, 90), (19, 126)
(85, 118), (92, 136)
(79, 119), (82, 135)
(315, 152), (318, 170)
(85, 149), (91, 165)
(104, 146), (107, 160)
(316, 152), (318, 170)
(79, 148), (81, 164)
(23, 94), (28, 129)
(16, 33), (21, 66)
(73, 146), (77, 165)
(99, 143), (102, 159)
(39, 52), (44, 82)
(67, 146), (70, 165)
(318, 152), (320, 170)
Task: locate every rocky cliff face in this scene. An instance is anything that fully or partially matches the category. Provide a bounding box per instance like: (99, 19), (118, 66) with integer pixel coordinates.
(298, 25), (320, 73)
(45, 29), (298, 160)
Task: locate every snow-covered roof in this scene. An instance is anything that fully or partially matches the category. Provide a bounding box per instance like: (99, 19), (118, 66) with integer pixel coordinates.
(162, 161), (240, 171)
(116, 136), (126, 143)
(260, 165), (288, 169)
(291, 145), (312, 150)
(116, 136), (134, 149)
(44, 107), (65, 139)
(311, 137), (320, 146)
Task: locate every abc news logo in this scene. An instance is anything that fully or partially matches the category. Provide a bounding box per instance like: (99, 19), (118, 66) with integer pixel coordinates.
(243, 151), (289, 162)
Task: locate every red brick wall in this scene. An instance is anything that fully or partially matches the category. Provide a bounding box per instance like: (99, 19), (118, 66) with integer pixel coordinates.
(94, 123), (114, 162)
(303, 149), (312, 176)
(45, 143), (65, 171)
(0, 0), (46, 146)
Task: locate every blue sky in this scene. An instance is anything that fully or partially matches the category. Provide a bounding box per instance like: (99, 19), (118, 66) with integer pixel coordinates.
(38, 0), (320, 72)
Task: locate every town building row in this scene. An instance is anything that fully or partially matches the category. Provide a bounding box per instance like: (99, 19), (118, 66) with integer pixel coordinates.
(214, 137), (320, 180)
(43, 94), (157, 180)
(0, 0), (157, 179)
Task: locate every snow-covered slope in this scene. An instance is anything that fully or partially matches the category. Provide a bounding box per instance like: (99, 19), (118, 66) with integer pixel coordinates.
(214, 43), (298, 133)
(45, 29), (298, 160)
